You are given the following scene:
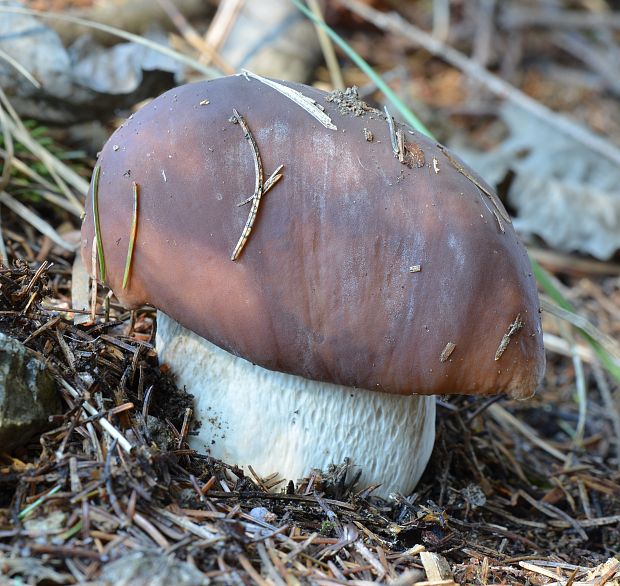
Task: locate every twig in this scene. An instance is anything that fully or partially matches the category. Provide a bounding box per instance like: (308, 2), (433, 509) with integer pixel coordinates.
(437, 145), (511, 224)
(229, 110), (284, 261)
(103, 439), (127, 524)
(155, 0), (234, 74)
(230, 109), (263, 261)
(516, 489), (588, 541)
(500, 6), (620, 30)
(432, 0), (450, 41)
(495, 314), (523, 361)
(60, 379), (132, 453)
(0, 209), (6, 266)
(237, 165), (284, 207)
(592, 362), (620, 468)
(528, 247), (620, 277)
(178, 407), (192, 449)
(204, 0), (245, 56)
(488, 403), (567, 461)
(553, 32), (620, 97)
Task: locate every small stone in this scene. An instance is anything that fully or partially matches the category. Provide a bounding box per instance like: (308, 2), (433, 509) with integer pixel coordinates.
(462, 483), (487, 508)
(0, 332), (59, 450)
(249, 506), (277, 524)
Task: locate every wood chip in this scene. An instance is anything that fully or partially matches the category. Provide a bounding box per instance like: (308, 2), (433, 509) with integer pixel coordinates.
(440, 342), (456, 362)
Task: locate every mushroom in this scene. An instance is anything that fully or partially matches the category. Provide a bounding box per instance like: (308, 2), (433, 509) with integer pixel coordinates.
(81, 75), (545, 496)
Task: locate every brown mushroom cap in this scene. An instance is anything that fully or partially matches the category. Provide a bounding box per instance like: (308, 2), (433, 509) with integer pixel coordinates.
(81, 75), (545, 398)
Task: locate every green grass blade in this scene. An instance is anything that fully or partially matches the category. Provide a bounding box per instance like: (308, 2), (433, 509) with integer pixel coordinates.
(19, 484), (62, 519)
(122, 182), (139, 289)
(290, 0), (432, 137)
(92, 165), (106, 282)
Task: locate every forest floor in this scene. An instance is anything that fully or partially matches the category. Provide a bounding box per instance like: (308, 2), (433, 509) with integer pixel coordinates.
(0, 1), (619, 584)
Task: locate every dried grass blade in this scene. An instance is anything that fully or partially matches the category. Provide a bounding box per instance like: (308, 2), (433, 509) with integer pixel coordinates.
(384, 106), (399, 156)
(540, 297), (620, 364)
(155, 0), (234, 74)
(488, 403), (567, 461)
(0, 149), (63, 193)
(0, 102), (11, 265)
(0, 101), (14, 194)
(122, 182), (139, 289)
(36, 190), (83, 217)
(559, 320), (587, 446)
(0, 47), (41, 88)
(306, 0), (345, 90)
(241, 70), (337, 130)
(0, 191), (74, 251)
(0, 210), (7, 266)
(0, 89), (86, 210)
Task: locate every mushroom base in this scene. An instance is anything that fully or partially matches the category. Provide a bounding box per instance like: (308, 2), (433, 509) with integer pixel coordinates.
(156, 311), (436, 497)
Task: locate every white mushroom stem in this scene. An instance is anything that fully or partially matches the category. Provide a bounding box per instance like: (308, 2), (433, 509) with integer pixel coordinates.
(156, 311), (436, 498)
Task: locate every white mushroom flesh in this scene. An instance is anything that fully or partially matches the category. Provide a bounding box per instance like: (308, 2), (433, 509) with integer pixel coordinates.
(156, 311), (436, 498)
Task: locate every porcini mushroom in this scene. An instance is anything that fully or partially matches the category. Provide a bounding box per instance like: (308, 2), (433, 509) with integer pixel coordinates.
(81, 74), (545, 497)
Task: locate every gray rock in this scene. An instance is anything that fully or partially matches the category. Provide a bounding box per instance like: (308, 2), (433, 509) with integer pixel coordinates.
(0, 332), (59, 450)
(0, 0), (186, 123)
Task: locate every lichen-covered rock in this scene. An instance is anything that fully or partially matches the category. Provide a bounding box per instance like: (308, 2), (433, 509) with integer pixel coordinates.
(0, 332), (59, 450)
